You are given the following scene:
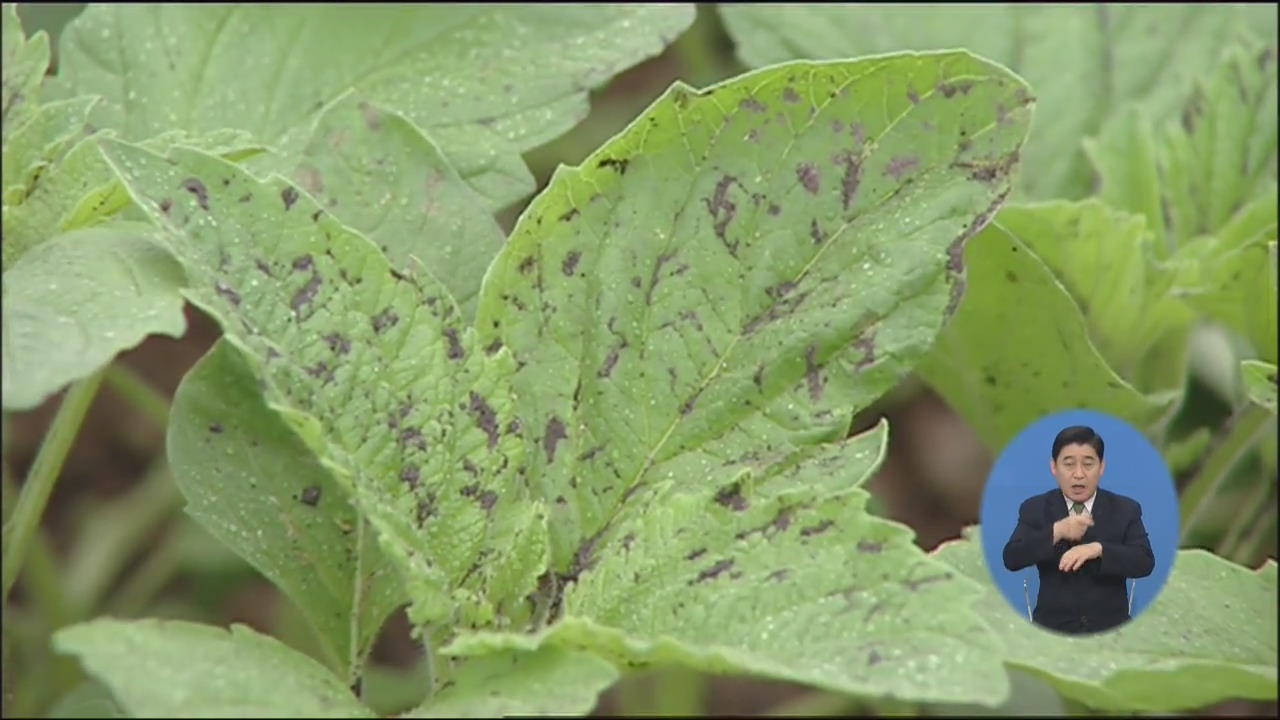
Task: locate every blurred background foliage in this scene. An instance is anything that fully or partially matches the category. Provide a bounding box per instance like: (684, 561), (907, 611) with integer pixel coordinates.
(3, 3), (1275, 717)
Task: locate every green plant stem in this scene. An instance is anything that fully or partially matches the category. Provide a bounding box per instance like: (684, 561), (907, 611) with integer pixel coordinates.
(1216, 480), (1274, 558)
(0, 467), (69, 627)
(63, 459), (180, 617)
(1, 368), (106, 603)
(1179, 403), (1271, 545)
(1233, 504), (1277, 566)
(104, 520), (184, 616)
(104, 361), (171, 428)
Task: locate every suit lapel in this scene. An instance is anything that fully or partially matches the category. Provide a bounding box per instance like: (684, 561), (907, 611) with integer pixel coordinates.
(1047, 488), (1069, 528)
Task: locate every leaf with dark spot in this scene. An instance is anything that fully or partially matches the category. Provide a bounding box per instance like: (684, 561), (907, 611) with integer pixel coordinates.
(796, 162), (819, 194)
(181, 178), (209, 210)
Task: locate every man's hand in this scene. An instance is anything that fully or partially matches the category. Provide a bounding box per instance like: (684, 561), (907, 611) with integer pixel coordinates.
(1059, 541), (1102, 572)
(1053, 513), (1093, 544)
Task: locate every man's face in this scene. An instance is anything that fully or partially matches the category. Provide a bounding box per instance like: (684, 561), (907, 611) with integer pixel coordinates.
(1051, 442), (1104, 503)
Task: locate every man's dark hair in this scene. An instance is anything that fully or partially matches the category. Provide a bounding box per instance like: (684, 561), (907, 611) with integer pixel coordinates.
(1051, 425), (1105, 462)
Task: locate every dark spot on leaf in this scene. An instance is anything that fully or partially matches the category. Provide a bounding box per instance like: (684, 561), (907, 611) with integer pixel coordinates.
(809, 218), (825, 245)
(578, 444), (605, 462)
(857, 539), (883, 553)
(478, 490), (498, 511)
(782, 86), (801, 103)
(753, 364), (765, 390)
(462, 459), (479, 477)
(598, 347), (621, 378)
(853, 331), (876, 370)
(292, 254), (314, 272)
(884, 155), (919, 181)
(400, 465), (420, 488)
(630, 276), (642, 288)
(801, 519), (833, 537)
(238, 192), (252, 203)
(645, 251), (677, 304)
(518, 256), (535, 274)
(180, 178), (209, 210)
(305, 361), (335, 385)
(686, 547), (707, 561)
(903, 572), (953, 592)
(208, 423), (223, 434)
(484, 338), (503, 355)
(597, 157), (629, 174)
(937, 81), (973, 98)
(767, 281), (795, 299)
(398, 427), (427, 451)
(621, 533), (636, 551)
(559, 207), (579, 222)
(372, 308), (399, 333)
(692, 558), (735, 584)
(543, 416), (567, 462)
(805, 345), (824, 401)
(291, 273), (322, 315)
(443, 327), (465, 360)
(680, 388), (702, 415)
(281, 185), (299, 210)
(469, 392), (499, 449)
(837, 151), (862, 210)
(358, 101), (381, 130)
(868, 649), (883, 666)
(300, 486), (321, 506)
(739, 97), (767, 113)
(907, 87), (919, 104)
(704, 174), (740, 250)
(158, 197), (171, 214)
(767, 203), (781, 216)
(417, 493), (437, 524)
(766, 569), (790, 583)
(562, 250), (581, 276)
(323, 332), (351, 355)
(214, 281), (242, 306)
(714, 482), (749, 511)
(796, 163), (820, 194)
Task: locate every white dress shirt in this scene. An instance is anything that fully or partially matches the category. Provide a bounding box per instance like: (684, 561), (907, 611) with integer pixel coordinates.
(1063, 492), (1096, 515)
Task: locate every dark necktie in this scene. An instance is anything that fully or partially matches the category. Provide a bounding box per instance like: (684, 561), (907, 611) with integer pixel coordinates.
(1072, 501), (1086, 514)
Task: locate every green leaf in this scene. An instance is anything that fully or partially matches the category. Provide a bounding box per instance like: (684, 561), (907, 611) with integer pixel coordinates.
(720, 3), (1276, 201)
(1, 2), (50, 142)
(53, 4), (696, 210)
(168, 339), (404, 682)
(994, 201), (1194, 393)
(1089, 44), (1277, 253)
(278, 93), (504, 318)
(917, 221), (1174, 451)
(476, 50), (1032, 573)
(98, 139), (548, 638)
(2, 95), (97, 200)
(1242, 360), (1277, 414)
(1, 224), (187, 411)
(932, 527), (1278, 711)
(44, 680), (126, 719)
(447, 422), (1013, 704)
(402, 647), (618, 718)
(454, 51), (1032, 703)
(1170, 234), (1278, 366)
(53, 618), (376, 718)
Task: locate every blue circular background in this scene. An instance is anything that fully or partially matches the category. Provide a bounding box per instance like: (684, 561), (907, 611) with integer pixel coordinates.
(980, 409), (1179, 625)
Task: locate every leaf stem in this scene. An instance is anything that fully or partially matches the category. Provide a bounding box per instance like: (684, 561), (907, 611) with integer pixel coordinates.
(1179, 403), (1271, 545)
(349, 513), (366, 691)
(1233, 503), (1277, 566)
(1, 369), (106, 602)
(104, 362), (170, 428)
(0, 466), (69, 627)
(1216, 480), (1273, 558)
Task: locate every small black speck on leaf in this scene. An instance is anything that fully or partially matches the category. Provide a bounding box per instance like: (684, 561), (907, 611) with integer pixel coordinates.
(300, 486), (321, 506)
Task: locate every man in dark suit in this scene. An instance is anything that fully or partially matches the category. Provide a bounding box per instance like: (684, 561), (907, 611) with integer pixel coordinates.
(1002, 425), (1155, 634)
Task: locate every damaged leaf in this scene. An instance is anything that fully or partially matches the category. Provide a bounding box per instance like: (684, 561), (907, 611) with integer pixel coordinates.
(100, 139), (548, 638)
(168, 340), (404, 683)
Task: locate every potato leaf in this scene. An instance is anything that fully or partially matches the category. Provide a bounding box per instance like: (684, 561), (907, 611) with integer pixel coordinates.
(1, 224), (187, 411)
(917, 218), (1176, 451)
(1, 2), (49, 142)
(168, 339), (404, 682)
(446, 51), (1034, 704)
(53, 618), (375, 718)
(720, 3), (1276, 201)
(932, 526), (1278, 711)
(476, 50), (1033, 573)
(99, 139), (548, 638)
(402, 647), (617, 718)
(53, 4), (696, 210)
(1242, 360), (1278, 414)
